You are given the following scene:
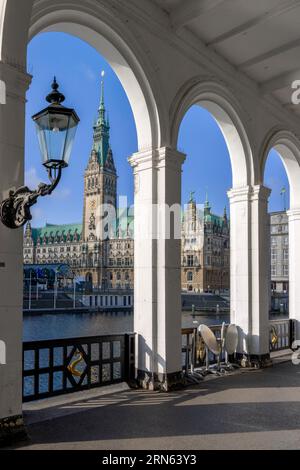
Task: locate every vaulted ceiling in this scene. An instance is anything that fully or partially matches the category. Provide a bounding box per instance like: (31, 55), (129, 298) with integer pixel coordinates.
(152, 0), (300, 115)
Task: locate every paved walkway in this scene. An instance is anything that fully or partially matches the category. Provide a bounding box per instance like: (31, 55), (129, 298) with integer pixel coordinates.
(10, 360), (300, 450)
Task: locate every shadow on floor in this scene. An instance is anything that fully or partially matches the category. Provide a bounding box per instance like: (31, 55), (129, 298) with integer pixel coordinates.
(10, 361), (300, 450)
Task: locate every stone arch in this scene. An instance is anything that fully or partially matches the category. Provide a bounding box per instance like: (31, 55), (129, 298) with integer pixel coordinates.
(0, 0), (164, 151)
(261, 129), (300, 210)
(170, 79), (254, 188)
(29, 1), (162, 151)
(260, 128), (300, 338)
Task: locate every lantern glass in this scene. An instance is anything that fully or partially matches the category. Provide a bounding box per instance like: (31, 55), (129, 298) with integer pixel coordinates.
(34, 107), (79, 169)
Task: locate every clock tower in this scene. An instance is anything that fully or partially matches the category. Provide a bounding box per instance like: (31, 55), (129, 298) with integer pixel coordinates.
(83, 72), (117, 243)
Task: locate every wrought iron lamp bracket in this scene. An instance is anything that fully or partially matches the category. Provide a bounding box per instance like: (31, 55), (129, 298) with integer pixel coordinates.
(0, 166), (62, 229)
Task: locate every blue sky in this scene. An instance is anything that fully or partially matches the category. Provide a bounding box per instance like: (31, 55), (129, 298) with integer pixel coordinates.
(25, 32), (289, 227)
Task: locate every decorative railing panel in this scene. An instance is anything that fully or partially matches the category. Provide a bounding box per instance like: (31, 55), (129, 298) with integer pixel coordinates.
(181, 324), (226, 373)
(269, 319), (295, 352)
(23, 333), (135, 402)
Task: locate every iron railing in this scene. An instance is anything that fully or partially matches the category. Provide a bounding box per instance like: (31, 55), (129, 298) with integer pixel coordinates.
(182, 319), (296, 373)
(269, 319), (295, 352)
(23, 333), (135, 402)
(23, 290), (134, 312)
(22, 319), (295, 401)
(181, 324), (226, 373)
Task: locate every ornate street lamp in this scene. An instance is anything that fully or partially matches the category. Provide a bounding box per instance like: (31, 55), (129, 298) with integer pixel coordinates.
(0, 78), (80, 229)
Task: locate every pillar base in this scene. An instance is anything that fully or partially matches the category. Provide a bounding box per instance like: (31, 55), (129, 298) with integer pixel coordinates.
(0, 415), (28, 447)
(235, 353), (272, 369)
(136, 370), (185, 392)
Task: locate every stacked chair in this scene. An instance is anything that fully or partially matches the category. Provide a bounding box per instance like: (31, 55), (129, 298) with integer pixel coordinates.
(186, 322), (239, 383)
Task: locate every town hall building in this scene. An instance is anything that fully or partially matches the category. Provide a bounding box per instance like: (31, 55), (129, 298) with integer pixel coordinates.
(23, 77), (230, 293)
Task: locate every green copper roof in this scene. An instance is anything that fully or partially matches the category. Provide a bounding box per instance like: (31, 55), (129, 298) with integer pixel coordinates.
(92, 74), (111, 166)
(109, 207), (134, 238)
(204, 213), (224, 224)
(31, 223), (82, 244)
(29, 201), (227, 244)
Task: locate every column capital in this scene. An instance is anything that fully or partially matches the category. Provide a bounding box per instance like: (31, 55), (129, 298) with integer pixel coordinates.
(156, 147), (186, 170)
(128, 148), (155, 172)
(250, 185), (271, 202)
(228, 185), (271, 204)
(287, 208), (300, 220)
(227, 185), (251, 203)
(128, 147), (186, 173)
(0, 61), (32, 103)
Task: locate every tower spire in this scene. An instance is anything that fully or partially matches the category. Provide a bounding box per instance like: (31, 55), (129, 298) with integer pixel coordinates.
(204, 189), (211, 216)
(205, 190), (210, 209)
(98, 70), (106, 121)
(92, 71), (112, 166)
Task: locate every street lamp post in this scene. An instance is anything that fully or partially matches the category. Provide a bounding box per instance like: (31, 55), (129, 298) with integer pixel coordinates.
(0, 78), (80, 229)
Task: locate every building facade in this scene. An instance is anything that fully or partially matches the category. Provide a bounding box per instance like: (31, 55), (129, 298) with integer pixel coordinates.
(23, 77), (134, 290)
(270, 211), (289, 312)
(181, 195), (230, 293)
(23, 78), (230, 293)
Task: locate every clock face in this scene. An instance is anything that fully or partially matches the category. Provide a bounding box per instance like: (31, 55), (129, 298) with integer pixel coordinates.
(89, 199), (96, 210)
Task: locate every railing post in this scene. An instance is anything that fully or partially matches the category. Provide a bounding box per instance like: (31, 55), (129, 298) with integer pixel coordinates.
(124, 333), (136, 384)
(290, 319), (295, 348)
(184, 333), (189, 376)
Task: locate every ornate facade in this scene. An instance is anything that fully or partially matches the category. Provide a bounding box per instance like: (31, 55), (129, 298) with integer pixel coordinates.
(270, 211), (289, 313)
(23, 78), (230, 293)
(181, 195), (230, 293)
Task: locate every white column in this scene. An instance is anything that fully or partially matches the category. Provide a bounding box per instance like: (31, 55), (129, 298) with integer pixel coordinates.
(0, 62), (31, 439)
(250, 185), (271, 359)
(129, 147), (185, 390)
(228, 185), (271, 363)
(228, 186), (251, 356)
(156, 148), (186, 387)
(287, 209), (300, 340)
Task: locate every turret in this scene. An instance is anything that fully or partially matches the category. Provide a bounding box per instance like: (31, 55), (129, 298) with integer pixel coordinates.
(204, 192), (211, 217)
(24, 221), (32, 240)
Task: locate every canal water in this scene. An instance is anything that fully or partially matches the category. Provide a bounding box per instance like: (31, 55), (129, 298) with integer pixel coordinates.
(23, 311), (231, 341)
